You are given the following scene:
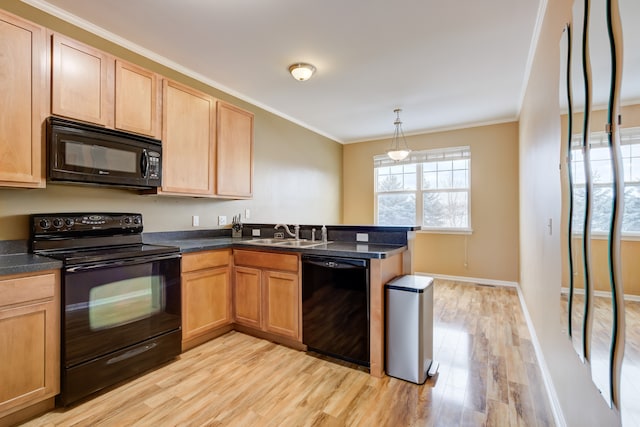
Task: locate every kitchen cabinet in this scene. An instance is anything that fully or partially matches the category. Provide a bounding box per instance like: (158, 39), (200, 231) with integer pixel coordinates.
(51, 33), (112, 127)
(114, 60), (161, 138)
(216, 101), (254, 198)
(0, 10), (47, 188)
(0, 270), (60, 423)
(159, 79), (216, 196)
(51, 34), (161, 138)
(232, 250), (301, 341)
(181, 249), (232, 351)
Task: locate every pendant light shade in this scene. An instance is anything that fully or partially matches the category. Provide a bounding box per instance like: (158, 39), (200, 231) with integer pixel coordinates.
(387, 109), (411, 161)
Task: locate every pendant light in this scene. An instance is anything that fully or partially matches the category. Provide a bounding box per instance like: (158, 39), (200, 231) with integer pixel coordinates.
(387, 108), (411, 161)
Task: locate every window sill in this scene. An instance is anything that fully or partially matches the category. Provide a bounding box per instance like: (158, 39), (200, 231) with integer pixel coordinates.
(571, 232), (640, 242)
(418, 227), (473, 235)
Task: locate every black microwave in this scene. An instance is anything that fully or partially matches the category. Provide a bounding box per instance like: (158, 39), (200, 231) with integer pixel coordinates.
(47, 117), (162, 189)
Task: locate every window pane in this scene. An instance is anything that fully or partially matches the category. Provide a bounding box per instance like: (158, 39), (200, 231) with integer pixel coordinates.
(404, 173), (417, 190)
(571, 186), (586, 232)
(377, 174), (402, 191)
(423, 171), (437, 189)
(623, 185), (640, 233)
(377, 194), (416, 225)
(437, 170), (452, 188)
(631, 157), (640, 182)
(423, 191), (469, 228)
(452, 170), (467, 188)
(424, 162), (436, 172)
(591, 186), (613, 233)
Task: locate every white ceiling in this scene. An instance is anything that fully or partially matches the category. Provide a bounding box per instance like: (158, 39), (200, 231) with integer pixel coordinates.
(25, 0), (545, 143)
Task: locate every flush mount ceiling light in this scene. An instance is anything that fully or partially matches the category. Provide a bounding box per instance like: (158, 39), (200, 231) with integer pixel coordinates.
(387, 108), (411, 161)
(288, 63), (316, 81)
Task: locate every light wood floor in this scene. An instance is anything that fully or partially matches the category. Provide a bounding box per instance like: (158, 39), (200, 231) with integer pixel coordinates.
(20, 280), (555, 427)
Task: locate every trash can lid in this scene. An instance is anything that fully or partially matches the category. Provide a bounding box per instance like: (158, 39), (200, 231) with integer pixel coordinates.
(385, 275), (433, 293)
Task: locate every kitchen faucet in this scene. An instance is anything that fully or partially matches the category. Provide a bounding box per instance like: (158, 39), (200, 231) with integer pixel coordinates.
(274, 224), (300, 240)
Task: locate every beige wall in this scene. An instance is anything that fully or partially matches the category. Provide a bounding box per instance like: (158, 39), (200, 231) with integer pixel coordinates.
(343, 122), (519, 283)
(518, 0), (620, 425)
(0, 1), (343, 240)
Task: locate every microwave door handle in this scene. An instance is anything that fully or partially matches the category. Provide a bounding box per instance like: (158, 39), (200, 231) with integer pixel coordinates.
(141, 149), (149, 179)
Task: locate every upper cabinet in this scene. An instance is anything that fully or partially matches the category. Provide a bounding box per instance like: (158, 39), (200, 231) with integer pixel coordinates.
(114, 60), (160, 137)
(0, 10), (47, 188)
(51, 34), (161, 138)
(216, 101), (254, 198)
(160, 79), (216, 196)
(51, 34), (112, 127)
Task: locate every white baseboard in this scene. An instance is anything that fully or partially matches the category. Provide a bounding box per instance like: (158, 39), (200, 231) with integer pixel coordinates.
(414, 272), (518, 288)
(560, 286), (640, 302)
(514, 283), (566, 427)
(416, 271), (566, 427)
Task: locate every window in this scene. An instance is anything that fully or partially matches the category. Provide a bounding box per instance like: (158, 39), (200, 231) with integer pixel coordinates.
(570, 127), (640, 234)
(374, 146), (471, 231)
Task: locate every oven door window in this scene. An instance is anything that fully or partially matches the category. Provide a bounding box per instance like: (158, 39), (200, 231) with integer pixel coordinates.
(89, 275), (164, 331)
(64, 256), (180, 367)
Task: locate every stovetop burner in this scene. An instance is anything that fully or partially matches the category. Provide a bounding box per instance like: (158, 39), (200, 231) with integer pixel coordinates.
(30, 213), (179, 264)
(40, 243), (180, 265)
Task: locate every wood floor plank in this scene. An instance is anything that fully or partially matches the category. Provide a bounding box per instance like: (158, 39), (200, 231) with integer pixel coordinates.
(18, 280), (555, 427)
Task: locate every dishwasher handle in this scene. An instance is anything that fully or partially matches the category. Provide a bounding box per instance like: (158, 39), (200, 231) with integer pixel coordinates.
(302, 255), (367, 270)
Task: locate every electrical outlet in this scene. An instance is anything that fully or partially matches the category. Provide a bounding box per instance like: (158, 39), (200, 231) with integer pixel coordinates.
(252, 229), (261, 237)
(192, 215), (199, 227)
(245, 208), (251, 219)
(218, 215), (227, 226)
(356, 233), (369, 242)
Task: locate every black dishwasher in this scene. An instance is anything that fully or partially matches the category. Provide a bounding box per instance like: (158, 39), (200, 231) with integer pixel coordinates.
(302, 255), (370, 367)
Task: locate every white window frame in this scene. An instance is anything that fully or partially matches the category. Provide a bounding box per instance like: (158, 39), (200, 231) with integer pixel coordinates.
(374, 146), (472, 233)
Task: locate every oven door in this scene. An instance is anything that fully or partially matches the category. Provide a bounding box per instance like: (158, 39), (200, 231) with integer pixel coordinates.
(63, 253), (181, 368)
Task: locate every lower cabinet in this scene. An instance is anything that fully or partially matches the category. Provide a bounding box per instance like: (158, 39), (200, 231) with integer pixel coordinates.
(181, 249), (232, 351)
(232, 250), (301, 342)
(0, 270), (60, 423)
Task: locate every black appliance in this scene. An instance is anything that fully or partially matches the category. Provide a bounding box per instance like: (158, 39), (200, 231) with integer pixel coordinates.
(47, 117), (162, 189)
(302, 255), (370, 367)
(30, 213), (181, 406)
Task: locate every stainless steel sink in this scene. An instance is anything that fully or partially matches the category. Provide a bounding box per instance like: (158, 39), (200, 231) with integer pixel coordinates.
(243, 238), (330, 248)
(243, 238), (286, 245)
(277, 240), (331, 248)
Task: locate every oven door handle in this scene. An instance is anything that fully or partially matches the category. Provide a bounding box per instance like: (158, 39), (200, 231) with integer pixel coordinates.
(65, 253), (180, 273)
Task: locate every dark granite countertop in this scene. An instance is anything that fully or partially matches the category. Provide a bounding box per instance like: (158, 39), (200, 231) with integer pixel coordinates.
(145, 236), (406, 259)
(0, 253), (63, 276)
(0, 224), (411, 276)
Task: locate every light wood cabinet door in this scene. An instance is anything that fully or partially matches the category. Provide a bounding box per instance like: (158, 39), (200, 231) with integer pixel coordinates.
(115, 60), (160, 138)
(51, 33), (113, 126)
(0, 11), (46, 188)
(216, 101), (253, 198)
(0, 271), (59, 419)
(182, 266), (231, 342)
(233, 266), (262, 329)
(161, 79), (216, 195)
(263, 270), (300, 340)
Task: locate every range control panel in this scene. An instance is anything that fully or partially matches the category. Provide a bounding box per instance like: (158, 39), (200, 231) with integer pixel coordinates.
(31, 213), (143, 235)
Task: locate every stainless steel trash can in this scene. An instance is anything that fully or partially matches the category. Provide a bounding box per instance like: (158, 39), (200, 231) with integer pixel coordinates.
(385, 275), (435, 384)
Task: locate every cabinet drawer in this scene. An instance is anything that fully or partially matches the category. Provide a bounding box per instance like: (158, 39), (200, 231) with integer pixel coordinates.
(182, 249), (230, 272)
(233, 250), (299, 272)
(0, 272), (56, 308)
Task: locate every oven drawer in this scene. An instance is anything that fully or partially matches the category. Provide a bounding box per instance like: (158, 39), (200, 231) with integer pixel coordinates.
(60, 329), (180, 406)
(0, 272), (56, 308)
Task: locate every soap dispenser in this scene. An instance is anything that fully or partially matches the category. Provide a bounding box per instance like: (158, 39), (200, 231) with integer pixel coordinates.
(321, 225), (327, 242)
